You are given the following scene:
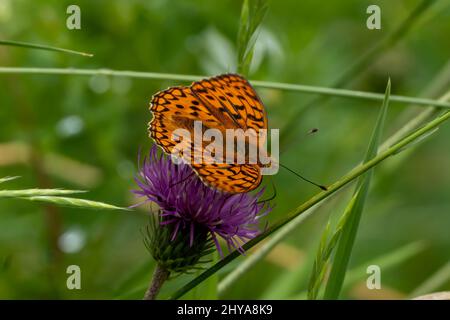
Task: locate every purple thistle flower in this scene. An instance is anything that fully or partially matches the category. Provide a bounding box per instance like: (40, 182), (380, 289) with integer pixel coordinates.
(133, 146), (271, 257)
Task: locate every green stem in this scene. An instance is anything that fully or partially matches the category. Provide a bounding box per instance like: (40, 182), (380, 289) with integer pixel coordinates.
(0, 40), (93, 57)
(0, 67), (449, 109)
(169, 110), (450, 299)
(143, 264), (170, 300)
(219, 202), (324, 295)
(380, 91), (450, 149)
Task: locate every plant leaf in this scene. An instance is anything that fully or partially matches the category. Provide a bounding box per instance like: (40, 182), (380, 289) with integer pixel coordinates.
(0, 39), (93, 57)
(323, 79), (391, 299)
(236, 0), (268, 75)
(0, 67), (449, 108)
(218, 203), (324, 295)
(343, 241), (425, 291)
(288, 241), (425, 299)
(0, 176), (20, 184)
(184, 253), (219, 299)
(307, 201), (352, 300)
(20, 196), (128, 211)
(0, 188), (86, 198)
(392, 127), (439, 155)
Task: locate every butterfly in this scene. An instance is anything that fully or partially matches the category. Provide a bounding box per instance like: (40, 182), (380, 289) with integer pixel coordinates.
(148, 73), (269, 194)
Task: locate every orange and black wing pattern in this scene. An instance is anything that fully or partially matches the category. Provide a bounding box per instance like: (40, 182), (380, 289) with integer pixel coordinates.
(149, 73), (267, 193)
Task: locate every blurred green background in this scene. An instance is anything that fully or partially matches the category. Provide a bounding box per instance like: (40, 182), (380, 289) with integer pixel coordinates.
(0, 0), (449, 299)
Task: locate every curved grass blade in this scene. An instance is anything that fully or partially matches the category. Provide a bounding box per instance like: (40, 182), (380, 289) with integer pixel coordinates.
(0, 188), (86, 198)
(323, 80), (391, 299)
(409, 261), (450, 298)
(307, 201), (352, 300)
(289, 241), (425, 299)
(260, 249), (313, 299)
(0, 176), (20, 184)
(0, 67), (449, 109)
(218, 203), (323, 295)
(237, 0), (268, 75)
(20, 196), (128, 211)
(0, 40), (93, 57)
(169, 107), (450, 299)
(334, 0), (436, 87)
(343, 241), (425, 294)
(185, 253), (219, 299)
(380, 81), (450, 150)
(279, 0), (438, 146)
(113, 261), (154, 297)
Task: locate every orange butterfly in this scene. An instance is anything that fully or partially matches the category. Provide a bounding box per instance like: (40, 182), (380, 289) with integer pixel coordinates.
(148, 73), (269, 194)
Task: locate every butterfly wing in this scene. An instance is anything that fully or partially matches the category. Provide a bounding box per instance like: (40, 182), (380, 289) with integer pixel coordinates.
(149, 74), (267, 193)
(191, 73), (268, 132)
(149, 86), (225, 155)
(192, 162), (262, 194)
(190, 74), (268, 192)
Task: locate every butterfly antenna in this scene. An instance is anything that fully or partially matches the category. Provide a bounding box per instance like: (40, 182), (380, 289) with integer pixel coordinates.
(257, 178), (277, 204)
(279, 163), (327, 191)
(280, 128), (319, 156)
(169, 171), (196, 189)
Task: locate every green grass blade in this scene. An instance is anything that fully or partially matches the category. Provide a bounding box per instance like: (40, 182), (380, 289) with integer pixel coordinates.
(409, 261), (450, 298)
(279, 0), (437, 146)
(20, 196), (128, 211)
(0, 40), (93, 57)
(0, 188), (86, 198)
(201, 253), (219, 299)
(236, 0), (268, 75)
(323, 80), (391, 299)
(169, 107), (450, 299)
(113, 261), (154, 297)
(343, 241), (425, 292)
(218, 203), (323, 295)
(307, 200), (352, 299)
(0, 67), (450, 108)
(0, 176), (20, 184)
(381, 90), (450, 149)
(391, 127), (439, 155)
(307, 222), (333, 300)
(237, 0), (250, 73)
(334, 0), (436, 87)
(288, 241), (425, 299)
(260, 249), (314, 299)
(184, 253), (219, 299)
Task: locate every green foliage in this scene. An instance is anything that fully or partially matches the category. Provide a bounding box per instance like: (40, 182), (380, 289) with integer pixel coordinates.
(324, 80), (391, 299)
(0, 176), (20, 184)
(0, 39), (93, 57)
(0, 188), (85, 197)
(237, 0), (268, 75)
(19, 195), (127, 210)
(307, 211), (349, 299)
(0, 177), (125, 210)
(218, 203), (323, 295)
(343, 241), (425, 291)
(1, 68), (449, 109)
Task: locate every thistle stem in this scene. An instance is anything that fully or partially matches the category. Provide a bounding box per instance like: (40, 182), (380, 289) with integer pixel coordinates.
(143, 264), (170, 300)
